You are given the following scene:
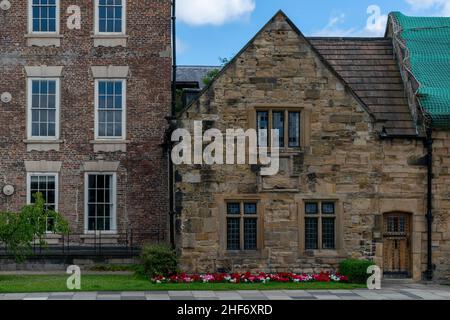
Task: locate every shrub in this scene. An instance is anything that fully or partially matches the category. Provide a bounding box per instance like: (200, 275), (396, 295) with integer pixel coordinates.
(339, 259), (375, 284)
(138, 244), (178, 278)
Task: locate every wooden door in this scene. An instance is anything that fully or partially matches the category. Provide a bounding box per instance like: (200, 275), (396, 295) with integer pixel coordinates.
(383, 213), (411, 277)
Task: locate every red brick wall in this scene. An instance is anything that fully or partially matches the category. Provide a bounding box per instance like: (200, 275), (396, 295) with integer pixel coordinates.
(0, 1), (171, 241)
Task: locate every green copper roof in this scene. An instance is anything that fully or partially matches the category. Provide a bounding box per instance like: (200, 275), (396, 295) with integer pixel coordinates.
(391, 12), (450, 129)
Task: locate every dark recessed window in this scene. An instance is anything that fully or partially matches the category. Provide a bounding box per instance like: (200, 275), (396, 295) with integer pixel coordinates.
(226, 201), (258, 251)
(305, 203), (319, 215)
(87, 174), (114, 231)
(227, 218), (240, 250)
(256, 109), (301, 148)
(304, 201), (337, 250)
(227, 203), (241, 215)
(322, 202), (335, 215)
(305, 218), (318, 250)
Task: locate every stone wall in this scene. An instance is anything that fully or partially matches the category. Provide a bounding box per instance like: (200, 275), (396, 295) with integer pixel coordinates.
(175, 13), (449, 281)
(0, 1), (171, 242)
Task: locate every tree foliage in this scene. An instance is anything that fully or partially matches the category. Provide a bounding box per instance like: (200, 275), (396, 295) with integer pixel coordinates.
(202, 57), (230, 87)
(0, 193), (69, 261)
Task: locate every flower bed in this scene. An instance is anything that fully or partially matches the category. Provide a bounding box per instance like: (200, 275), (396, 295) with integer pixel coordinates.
(152, 272), (348, 284)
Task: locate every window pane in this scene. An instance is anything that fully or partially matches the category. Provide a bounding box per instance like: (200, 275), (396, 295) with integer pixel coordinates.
(305, 203), (318, 215)
(31, 0), (57, 32)
(29, 175), (56, 212)
(272, 111), (285, 147)
(256, 111), (268, 147)
(227, 203), (240, 215)
(30, 80), (57, 138)
(244, 203), (257, 215)
(322, 202), (335, 215)
(322, 218), (335, 249)
(98, 0), (123, 33)
(244, 218), (257, 250)
(305, 218), (318, 250)
(227, 218), (240, 250)
(87, 174), (113, 231)
(97, 81), (123, 138)
(288, 112), (300, 147)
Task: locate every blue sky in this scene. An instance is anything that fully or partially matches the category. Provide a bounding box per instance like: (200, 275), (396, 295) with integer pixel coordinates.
(176, 0), (450, 65)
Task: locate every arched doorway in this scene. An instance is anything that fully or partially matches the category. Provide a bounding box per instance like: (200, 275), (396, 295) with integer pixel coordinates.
(383, 212), (412, 278)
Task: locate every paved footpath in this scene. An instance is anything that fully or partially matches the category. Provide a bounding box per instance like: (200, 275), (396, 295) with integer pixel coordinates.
(1, 283), (449, 300)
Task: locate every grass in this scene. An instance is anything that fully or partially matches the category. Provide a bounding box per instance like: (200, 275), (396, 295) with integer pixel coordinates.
(0, 275), (365, 293)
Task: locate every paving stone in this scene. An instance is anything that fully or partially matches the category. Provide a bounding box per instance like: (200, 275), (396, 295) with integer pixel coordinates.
(215, 292), (244, 300)
(168, 291), (193, 296)
(146, 294), (171, 300)
(121, 291), (146, 297)
(314, 295), (342, 300)
(192, 291), (218, 298)
(0, 293), (27, 300)
(73, 293), (98, 300)
(97, 295), (122, 300)
(121, 296), (147, 300)
(170, 296), (196, 300)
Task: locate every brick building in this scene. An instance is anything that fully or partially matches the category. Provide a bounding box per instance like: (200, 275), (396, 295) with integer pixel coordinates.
(0, 1), (171, 245)
(175, 11), (450, 281)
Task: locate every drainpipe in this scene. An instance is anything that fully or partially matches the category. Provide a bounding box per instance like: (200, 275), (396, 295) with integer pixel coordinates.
(167, 0), (177, 249)
(424, 127), (434, 280)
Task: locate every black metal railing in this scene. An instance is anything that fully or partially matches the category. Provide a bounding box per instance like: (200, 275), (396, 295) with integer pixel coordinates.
(0, 229), (165, 258)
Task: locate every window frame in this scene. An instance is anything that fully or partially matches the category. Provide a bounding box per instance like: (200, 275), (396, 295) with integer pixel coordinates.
(301, 200), (339, 252)
(26, 172), (59, 233)
(27, 77), (60, 141)
(94, 79), (127, 141)
(84, 172), (117, 234)
(225, 201), (260, 252)
(28, 0), (60, 35)
(94, 0), (127, 35)
(255, 108), (302, 150)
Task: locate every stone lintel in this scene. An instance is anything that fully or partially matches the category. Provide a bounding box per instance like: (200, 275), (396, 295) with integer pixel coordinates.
(91, 66), (130, 79)
(25, 65), (64, 77)
(25, 160), (62, 173)
(82, 160), (120, 172)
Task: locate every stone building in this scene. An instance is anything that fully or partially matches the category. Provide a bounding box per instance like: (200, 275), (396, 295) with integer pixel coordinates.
(174, 11), (450, 281)
(0, 1), (171, 246)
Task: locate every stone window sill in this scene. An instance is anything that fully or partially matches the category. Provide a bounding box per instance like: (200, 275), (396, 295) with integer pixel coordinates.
(24, 140), (62, 152)
(91, 140), (130, 153)
(25, 34), (62, 47)
(92, 35), (128, 47)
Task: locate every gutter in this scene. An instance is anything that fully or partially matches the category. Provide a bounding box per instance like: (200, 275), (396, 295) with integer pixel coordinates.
(424, 127), (434, 280)
(168, 0), (177, 249)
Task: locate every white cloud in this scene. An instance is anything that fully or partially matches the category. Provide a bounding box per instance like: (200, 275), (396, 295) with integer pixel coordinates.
(176, 37), (189, 54)
(312, 14), (358, 37)
(312, 10), (388, 37)
(405, 0), (450, 16)
(177, 0), (256, 26)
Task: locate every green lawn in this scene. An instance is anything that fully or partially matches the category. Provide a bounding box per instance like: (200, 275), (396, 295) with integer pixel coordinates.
(0, 275), (365, 293)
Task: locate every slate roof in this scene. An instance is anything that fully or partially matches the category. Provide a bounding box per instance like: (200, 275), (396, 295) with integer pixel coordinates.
(176, 66), (221, 89)
(308, 37), (417, 136)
